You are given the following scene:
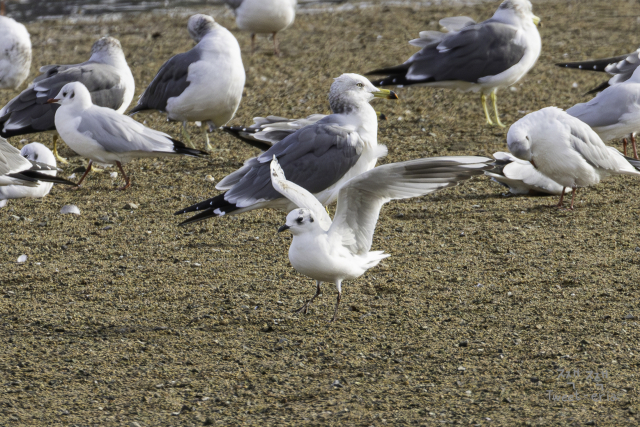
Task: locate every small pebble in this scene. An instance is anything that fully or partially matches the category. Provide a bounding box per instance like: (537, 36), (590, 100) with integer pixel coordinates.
(17, 254), (27, 263)
(110, 172), (118, 179)
(205, 175), (215, 183)
(124, 202), (139, 210)
(60, 205), (81, 215)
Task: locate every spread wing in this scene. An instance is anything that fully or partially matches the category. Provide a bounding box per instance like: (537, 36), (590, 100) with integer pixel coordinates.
(329, 156), (493, 254)
(269, 156), (332, 231)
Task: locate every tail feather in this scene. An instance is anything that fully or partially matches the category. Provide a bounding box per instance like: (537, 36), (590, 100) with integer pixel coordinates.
(168, 138), (207, 157)
(9, 170), (77, 185)
(555, 55), (629, 73)
(624, 155), (640, 171)
(584, 80), (610, 95)
(175, 192), (240, 225)
(221, 126), (272, 151)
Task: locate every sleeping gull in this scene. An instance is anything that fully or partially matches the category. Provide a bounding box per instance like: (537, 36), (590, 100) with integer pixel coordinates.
(0, 10), (31, 90)
(0, 142), (60, 207)
(224, 0), (296, 55)
(0, 36), (135, 164)
(129, 14), (245, 152)
(366, 0), (541, 127)
(0, 137), (75, 193)
(222, 112), (387, 151)
(49, 82), (205, 190)
(566, 66), (640, 159)
(507, 107), (640, 209)
(485, 151), (563, 196)
(175, 73), (398, 225)
(556, 47), (640, 94)
(270, 155), (492, 322)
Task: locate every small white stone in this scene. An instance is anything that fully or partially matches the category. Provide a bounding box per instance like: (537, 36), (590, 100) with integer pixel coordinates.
(60, 204), (81, 215)
(17, 254), (27, 263)
(110, 172), (118, 179)
(205, 175), (215, 183)
(67, 173), (76, 179)
(572, 82), (579, 88)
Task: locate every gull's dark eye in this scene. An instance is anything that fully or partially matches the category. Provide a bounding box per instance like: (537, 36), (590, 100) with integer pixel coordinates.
(63, 92), (67, 97)
(356, 83), (364, 88)
(310, 217), (314, 223)
(70, 92), (74, 99)
(296, 217), (303, 224)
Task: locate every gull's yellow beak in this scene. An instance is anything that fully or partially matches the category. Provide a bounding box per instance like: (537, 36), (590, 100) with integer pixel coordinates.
(373, 89), (399, 100)
(532, 15), (541, 27)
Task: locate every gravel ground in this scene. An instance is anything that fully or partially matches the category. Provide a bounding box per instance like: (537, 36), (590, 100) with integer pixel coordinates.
(1, 1), (639, 425)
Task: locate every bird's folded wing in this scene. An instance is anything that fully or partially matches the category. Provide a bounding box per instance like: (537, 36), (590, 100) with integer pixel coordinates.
(566, 84), (640, 128)
(0, 137), (32, 175)
(77, 108), (173, 153)
(568, 124), (636, 173)
(129, 49), (201, 114)
(270, 156), (332, 231)
(217, 121), (363, 208)
(406, 22), (525, 82)
(329, 156), (493, 255)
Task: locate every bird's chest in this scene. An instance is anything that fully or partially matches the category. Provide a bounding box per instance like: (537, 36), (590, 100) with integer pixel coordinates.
(288, 235), (353, 282)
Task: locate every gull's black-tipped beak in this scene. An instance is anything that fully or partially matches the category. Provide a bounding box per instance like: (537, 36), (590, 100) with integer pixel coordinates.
(278, 224), (290, 233)
(373, 89), (399, 100)
(46, 98), (59, 104)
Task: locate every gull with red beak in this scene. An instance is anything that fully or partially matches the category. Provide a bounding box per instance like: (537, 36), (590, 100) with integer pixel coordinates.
(48, 82), (205, 190)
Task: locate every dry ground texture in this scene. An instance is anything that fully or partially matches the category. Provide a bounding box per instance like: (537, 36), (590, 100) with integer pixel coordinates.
(1, 0), (640, 425)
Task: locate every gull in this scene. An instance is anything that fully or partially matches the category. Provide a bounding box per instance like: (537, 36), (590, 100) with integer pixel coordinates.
(0, 7), (31, 90)
(0, 36), (135, 164)
(175, 73), (397, 225)
(555, 46), (640, 94)
(566, 66), (640, 160)
(1, 137), (75, 196)
(485, 151), (563, 196)
(224, 0), (297, 55)
(270, 155), (492, 322)
(0, 142), (61, 207)
(366, 0), (541, 127)
(507, 107), (640, 209)
(129, 14), (245, 152)
(49, 82), (205, 190)
(222, 112), (387, 151)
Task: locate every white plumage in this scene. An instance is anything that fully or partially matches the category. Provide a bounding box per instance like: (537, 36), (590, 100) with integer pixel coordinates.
(130, 14), (245, 152)
(225, 0), (297, 55)
(0, 14), (31, 90)
(52, 82), (204, 190)
(0, 143), (56, 207)
(507, 107), (640, 209)
(270, 154), (492, 321)
(485, 151), (564, 196)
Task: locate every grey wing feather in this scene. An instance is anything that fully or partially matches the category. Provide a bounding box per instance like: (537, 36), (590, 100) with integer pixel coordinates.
(568, 124), (621, 171)
(129, 48), (201, 114)
(1, 62), (126, 135)
(217, 121), (363, 208)
(329, 156), (493, 254)
(566, 84), (640, 129)
(0, 137), (32, 175)
(76, 108), (172, 153)
(406, 22), (525, 83)
(439, 16), (476, 32)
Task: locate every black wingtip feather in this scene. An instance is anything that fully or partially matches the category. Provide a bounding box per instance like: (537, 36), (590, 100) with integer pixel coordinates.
(554, 54), (629, 73)
(221, 126), (272, 151)
(9, 170), (77, 185)
(584, 81), (610, 95)
(170, 138), (208, 157)
(175, 193), (240, 225)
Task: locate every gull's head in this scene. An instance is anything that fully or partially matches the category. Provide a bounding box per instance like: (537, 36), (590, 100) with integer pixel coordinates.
(21, 142), (56, 166)
(494, 0), (540, 27)
(507, 119), (533, 163)
(329, 73), (398, 114)
(48, 82), (93, 109)
(188, 14), (218, 42)
(91, 36), (124, 55)
(278, 209), (317, 235)
(21, 143), (57, 174)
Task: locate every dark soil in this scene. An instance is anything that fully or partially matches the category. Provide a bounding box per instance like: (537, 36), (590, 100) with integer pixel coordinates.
(1, 1), (639, 425)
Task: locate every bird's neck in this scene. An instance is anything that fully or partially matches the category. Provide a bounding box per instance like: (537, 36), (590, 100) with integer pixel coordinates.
(89, 51), (128, 68)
